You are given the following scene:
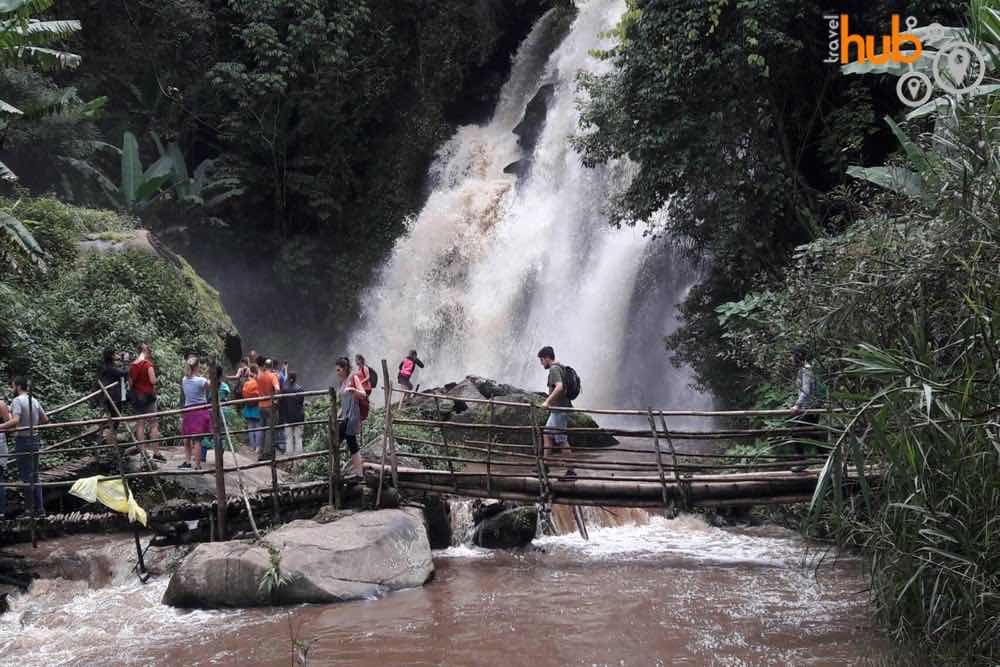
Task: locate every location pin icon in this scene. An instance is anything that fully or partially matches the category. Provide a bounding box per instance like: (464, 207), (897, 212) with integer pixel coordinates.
(907, 76), (922, 100)
(946, 47), (971, 84)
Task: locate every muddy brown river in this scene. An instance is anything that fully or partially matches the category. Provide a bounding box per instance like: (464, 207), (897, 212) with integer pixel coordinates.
(0, 510), (887, 666)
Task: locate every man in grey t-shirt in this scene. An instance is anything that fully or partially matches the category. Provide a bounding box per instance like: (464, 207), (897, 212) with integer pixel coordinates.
(1, 378), (48, 514)
(538, 346), (574, 478)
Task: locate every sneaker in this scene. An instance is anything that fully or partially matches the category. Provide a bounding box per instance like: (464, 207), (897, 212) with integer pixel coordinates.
(178, 462), (192, 469)
(152, 453), (166, 462)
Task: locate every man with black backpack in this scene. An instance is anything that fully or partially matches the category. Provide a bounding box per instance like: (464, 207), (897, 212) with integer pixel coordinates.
(537, 346), (580, 479)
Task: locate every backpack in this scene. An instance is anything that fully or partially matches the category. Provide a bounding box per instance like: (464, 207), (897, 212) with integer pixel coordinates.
(368, 366), (379, 390)
(560, 364), (581, 401)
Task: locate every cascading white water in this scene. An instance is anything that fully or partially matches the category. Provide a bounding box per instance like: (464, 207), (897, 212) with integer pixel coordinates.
(351, 0), (712, 415)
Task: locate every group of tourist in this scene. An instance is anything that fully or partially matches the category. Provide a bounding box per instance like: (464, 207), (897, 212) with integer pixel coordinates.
(94, 345), (426, 481)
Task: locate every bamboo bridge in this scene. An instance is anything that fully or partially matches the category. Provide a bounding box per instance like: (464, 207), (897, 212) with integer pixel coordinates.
(0, 360), (868, 546)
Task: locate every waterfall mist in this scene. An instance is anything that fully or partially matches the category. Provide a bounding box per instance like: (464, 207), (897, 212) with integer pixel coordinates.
(350, 0), (712, 415)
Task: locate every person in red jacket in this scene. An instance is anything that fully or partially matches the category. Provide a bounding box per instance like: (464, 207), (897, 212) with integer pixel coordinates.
(129, 342), (164, 461)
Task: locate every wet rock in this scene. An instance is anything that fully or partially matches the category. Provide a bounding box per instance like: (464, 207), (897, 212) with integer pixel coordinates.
(405, 375), (616, 448)
(422, 494), (452, 549)
(512, 83), (555, 154)
(312, 506), (357, 524)
(163, 508), (433, 608)
(144, 545), (195, 576)
(472, 505), (537, 549)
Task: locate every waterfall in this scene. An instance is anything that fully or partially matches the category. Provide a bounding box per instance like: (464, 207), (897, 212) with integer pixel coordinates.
(350, 0), (712, 415)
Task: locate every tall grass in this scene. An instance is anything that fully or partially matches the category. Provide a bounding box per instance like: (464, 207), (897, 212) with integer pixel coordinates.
(807, 82), (1000, 662)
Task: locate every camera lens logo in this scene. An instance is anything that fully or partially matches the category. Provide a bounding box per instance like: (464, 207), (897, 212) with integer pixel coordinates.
(932, 40), (986, 96)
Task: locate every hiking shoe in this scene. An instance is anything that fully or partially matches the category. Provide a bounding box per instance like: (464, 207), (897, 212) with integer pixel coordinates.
(152, 453), (166, 462)
(561, 468), (577, 480)
(178, 462), (192, 469)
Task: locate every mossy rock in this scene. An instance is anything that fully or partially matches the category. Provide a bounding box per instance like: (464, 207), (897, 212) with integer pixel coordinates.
(407, 376), (617, 448)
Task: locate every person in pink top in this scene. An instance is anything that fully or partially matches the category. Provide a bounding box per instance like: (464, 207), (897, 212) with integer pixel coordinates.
(396, 349), (423, 406)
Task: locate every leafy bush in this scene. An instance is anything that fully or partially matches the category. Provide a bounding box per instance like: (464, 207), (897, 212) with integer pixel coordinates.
(717, 65), (1000, 663)
(0, 195), (233, 432)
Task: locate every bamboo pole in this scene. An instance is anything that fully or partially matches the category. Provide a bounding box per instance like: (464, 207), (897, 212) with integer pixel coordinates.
(27, 379), (37, 548)
(47, 382), (117, 417)
(104, 412), (146, 579)
(97, 382), (168, 504)
(218, 393), (261, 539)
(210, 363), (226, 541)
(433, 397), (457, 492)
(647, 408), (670, 509)
(486, 399), (495, 496)
(269, 402), (280, 522)
(377, 360), (391, 507)
(328, 386), (341, 509)
(529, 402), (552, 532)
(382, 360), (398, 490)
(659, 412), (687, 511)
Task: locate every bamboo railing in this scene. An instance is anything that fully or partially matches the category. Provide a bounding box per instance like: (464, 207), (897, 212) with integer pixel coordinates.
(0, 359), (866, 542)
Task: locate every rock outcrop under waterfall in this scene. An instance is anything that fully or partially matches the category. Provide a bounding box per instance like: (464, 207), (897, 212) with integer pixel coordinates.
(404, 375), (617, 448)
(162, 509), (433, 608)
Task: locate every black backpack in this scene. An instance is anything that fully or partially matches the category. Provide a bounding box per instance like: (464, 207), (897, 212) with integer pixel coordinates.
(368, 366), (379, 389)
(560, 364), (581, 400)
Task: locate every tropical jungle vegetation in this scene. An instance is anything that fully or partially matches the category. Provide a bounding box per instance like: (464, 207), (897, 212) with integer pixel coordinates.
(1, 0), (997, 660)
(577, 0), (999, 662)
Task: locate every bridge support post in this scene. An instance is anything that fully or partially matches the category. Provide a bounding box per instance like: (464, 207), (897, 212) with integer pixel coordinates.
(381, 359), (399, 490)
(433, 397), (457, 492)
(210, 362), (227, 541)
(269, 403), (280, 522)
(529, 403), (553, 533)
(486, 400), (495, 497)
(646, 408), (671, 513)
(328, 386), (341, 508)
(658, 412), (688, 513)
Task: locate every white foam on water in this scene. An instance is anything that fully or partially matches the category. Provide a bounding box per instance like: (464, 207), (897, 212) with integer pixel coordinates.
(0, 577), (249, 666)
(434, 544), (496, 560)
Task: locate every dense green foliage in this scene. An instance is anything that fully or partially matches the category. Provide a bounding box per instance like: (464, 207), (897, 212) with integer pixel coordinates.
(578, 0), (999, 661)
(14, 0), (556, 358)
(575, 0), (959, 403)
(0, 195), (233, 419)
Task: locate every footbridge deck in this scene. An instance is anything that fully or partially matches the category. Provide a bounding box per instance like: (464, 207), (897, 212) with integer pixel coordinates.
(0, 360), (869, 545)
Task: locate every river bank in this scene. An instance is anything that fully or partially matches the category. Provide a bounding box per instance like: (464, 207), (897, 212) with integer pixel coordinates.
(0, 512), (895, 666)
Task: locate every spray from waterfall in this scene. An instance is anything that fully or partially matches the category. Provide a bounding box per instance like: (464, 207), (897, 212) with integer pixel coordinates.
(350, 0), (712, 416)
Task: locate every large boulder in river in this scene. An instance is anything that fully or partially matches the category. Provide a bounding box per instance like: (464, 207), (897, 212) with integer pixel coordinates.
(404, 375), (617, 449)
(472, 505), (538, 549)
(162, 509), (433, 608)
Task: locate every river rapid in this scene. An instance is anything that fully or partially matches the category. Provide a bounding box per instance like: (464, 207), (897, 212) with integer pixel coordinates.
(0, 511), (887, 666)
